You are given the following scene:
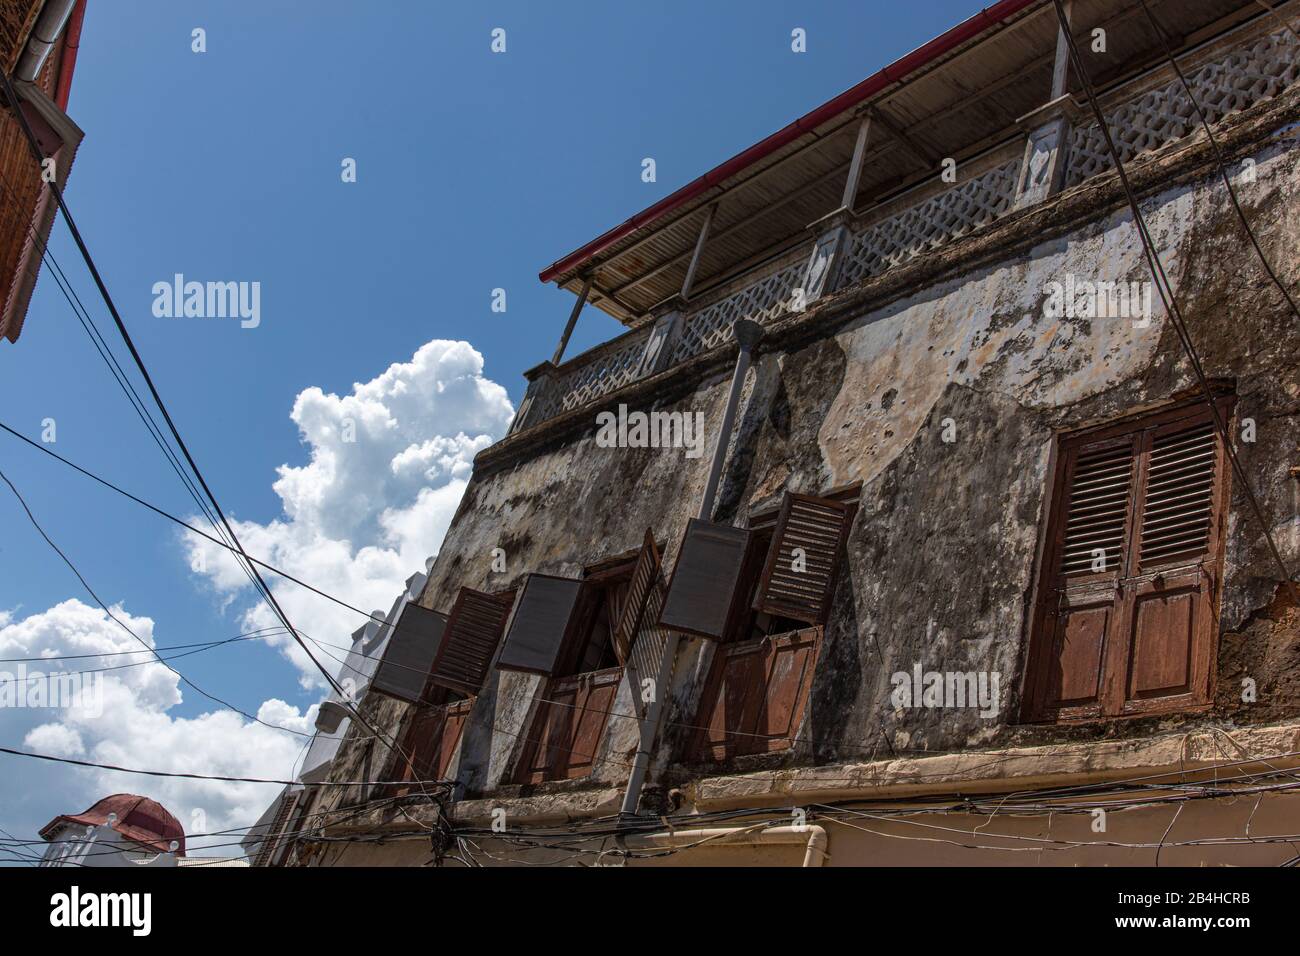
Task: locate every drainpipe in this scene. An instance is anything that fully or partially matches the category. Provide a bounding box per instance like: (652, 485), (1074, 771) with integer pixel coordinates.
(626, 824), (828, 867)
(619, 318), (764, 819)
(15, 0), (79, 82)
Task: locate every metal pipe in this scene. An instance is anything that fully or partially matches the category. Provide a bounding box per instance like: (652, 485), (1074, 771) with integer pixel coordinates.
(698, 318), (763, 522)
(15, 0), (78, 82)
(619, 319), (763, 819)
(626, 824), (829, 867)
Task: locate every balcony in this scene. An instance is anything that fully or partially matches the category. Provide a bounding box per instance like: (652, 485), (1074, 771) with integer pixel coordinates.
(504, 6), (1300, 443)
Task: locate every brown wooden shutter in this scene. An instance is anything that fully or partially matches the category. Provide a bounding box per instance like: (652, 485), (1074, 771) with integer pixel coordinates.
(253, 791), (301, 867)
(1024, 401), (1230, 723)
(514, 668), (621, 783)
(389, 698), (473, 795)
(613, 529), (662, 666)
(753, 493), (853, 625)
(426, 588), (514, 695)
(693, 627), (822, 762)
(1058, 438), (1138, 580)
(496, 574), (583, 676)
(658, 519), (752, 640)
(1137, 418), (1218, 570)
(370, 603), (448, 704)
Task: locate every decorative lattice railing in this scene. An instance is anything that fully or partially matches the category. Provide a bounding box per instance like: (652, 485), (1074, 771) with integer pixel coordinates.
(839, 159), (1021, 287)
(523, 326), (653, 425)
(669, 247), (811, 365)
(510, 22), (1300, 436)
(1065, 27), (1300, 187)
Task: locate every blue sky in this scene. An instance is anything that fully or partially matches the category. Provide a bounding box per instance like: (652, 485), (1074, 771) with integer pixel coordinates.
(0, 0), (985, 852)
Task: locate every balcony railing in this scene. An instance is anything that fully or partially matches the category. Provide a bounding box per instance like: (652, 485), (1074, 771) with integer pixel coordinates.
(509, 22), (1300, 439)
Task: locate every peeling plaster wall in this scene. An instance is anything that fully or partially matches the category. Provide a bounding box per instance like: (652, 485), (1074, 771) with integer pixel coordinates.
(322, 124), (1300, 820)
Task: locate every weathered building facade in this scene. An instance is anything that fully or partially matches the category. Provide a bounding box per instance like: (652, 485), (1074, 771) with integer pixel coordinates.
(288, 0), (1300, 866)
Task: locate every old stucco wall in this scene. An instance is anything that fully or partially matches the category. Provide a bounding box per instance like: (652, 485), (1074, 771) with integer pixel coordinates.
(322, 111), (1300, 822)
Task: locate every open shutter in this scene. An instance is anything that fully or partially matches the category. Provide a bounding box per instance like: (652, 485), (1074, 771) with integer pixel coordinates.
(496, 574), (584, 676)
(612, 529), (662, 666)
(253, 791), (301, 867)
(754, 493), (853, 625)
(658, 519), (752, 640)
(369, 603), (448, 704)
(426, 588), (514, 695)
(694, 627), (822, 761)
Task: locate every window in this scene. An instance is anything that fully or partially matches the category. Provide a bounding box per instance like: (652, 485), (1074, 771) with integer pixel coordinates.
(504, 535), (663, 784)
(387, 692), (474, 795)
(660, 490), (856, 762)
(1021, 399), (1232, 723)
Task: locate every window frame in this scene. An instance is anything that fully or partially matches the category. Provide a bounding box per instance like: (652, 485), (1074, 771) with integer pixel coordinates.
(1019, 397), (1233, 724)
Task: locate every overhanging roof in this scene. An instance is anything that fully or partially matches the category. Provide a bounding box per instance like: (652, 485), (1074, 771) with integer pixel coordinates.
(540, 0), (1264, 326)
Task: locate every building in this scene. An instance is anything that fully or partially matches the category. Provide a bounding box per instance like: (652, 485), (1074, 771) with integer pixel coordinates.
(243, 569), (430, 866)
(38, 793), (185, 867)
(0, 0), (84, 344)
(291, 0), (1300, 866)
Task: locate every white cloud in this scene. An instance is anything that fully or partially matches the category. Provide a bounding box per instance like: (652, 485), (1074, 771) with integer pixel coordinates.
(0, 599), (311, 855)
(182, 339), (512, 687)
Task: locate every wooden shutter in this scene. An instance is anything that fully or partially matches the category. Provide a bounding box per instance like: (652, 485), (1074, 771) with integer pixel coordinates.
(754, 493), (853, 624)
(426, 588), (514, 695)
(1137, 418), (1218, 570)
(370, 603), (448, 704)
(389, 698), (473, 795)
(1024, 401), (1230, 722)
(693, 627), (822, 762)
(658, 519), (752, 640)
(496, 574), (583, 676)
(253, 791), (301, 867)
(613, 529), (662, 666)
(514, 668), (621, 783)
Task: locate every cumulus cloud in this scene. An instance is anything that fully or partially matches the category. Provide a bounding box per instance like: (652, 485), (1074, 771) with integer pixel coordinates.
(182, 339), (512, 686)
(0, 599), (311, 854)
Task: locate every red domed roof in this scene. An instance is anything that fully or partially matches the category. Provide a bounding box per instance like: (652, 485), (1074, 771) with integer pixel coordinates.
(40, 793), (186, 855)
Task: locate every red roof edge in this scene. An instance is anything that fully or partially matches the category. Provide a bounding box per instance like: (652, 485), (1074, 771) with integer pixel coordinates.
(538, 0), (1044, 285)
(54, 0), (85, 111)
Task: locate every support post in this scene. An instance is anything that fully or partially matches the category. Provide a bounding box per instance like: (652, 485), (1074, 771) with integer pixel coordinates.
(1013, 0), (1078, 209)
(680, 204), (716, 301)
(551, 275), (592, 366)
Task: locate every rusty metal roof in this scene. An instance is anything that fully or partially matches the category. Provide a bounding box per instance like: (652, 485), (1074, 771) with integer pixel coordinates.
(543, 0), (1262, 326)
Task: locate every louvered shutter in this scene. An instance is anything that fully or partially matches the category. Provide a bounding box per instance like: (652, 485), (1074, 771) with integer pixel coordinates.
(1057, 439), (1138, 580)
(658, 519), (752, 640)
(426, 588), (514, 695)
(370, 603), (448, 703)
(496, 574), (583, 676)
(754, 493), (853, 624)
(253, 791), (300, 867)
(1137, 418), (1218, 570)
(1025, 401), (1229, 722)
(613, 529), (662, 666)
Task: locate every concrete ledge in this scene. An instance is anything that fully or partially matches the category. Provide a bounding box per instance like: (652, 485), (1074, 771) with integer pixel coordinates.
(685, 720), (1300, 809)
